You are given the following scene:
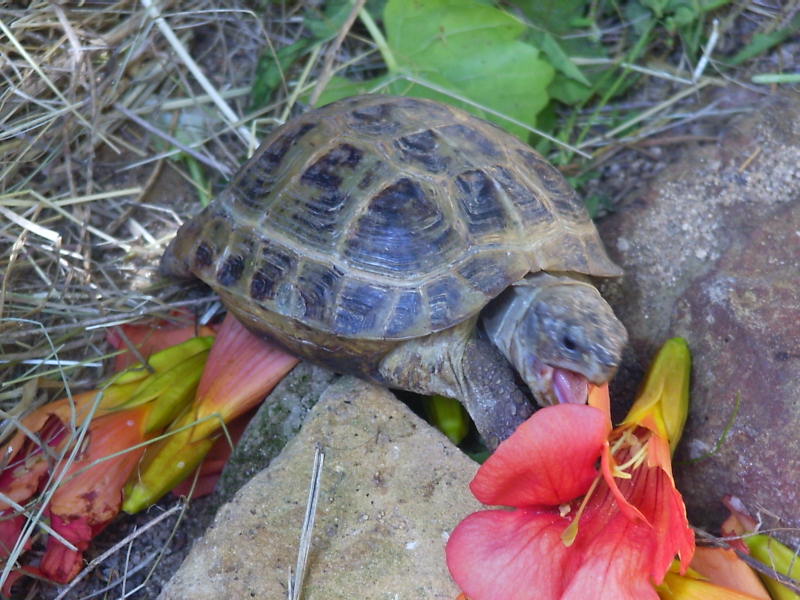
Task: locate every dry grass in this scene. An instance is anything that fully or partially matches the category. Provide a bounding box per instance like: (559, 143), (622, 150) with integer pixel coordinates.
(0, 1), (306, 595)
(0, 0), (796, 597)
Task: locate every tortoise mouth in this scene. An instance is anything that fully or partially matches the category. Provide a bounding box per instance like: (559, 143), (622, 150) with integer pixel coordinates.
(551, 367), (589, 405)
(525, 359), (590, 405)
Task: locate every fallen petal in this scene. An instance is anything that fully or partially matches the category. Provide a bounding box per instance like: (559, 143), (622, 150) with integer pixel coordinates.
(658, 570), (769, 600)
(39, 513), (92, 583)
(187, 313), (298, 442)
(690, 547), (770, 599)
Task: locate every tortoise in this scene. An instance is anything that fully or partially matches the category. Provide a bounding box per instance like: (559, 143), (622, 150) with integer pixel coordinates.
(161, 94), (628, 447)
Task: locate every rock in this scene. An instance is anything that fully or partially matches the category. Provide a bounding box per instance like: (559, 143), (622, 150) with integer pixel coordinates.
(159, 377), (481, 599)
(598, 93), (800, 543)
(671, 201), (800, 539)
(215, 362), (339, 503)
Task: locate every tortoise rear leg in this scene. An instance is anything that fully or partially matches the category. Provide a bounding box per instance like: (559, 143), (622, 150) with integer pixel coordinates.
(377, 319), (532, 448)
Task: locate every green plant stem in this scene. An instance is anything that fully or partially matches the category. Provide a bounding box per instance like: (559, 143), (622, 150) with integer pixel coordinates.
(358, 6), (398, 72)
(577, 22), (654, 145)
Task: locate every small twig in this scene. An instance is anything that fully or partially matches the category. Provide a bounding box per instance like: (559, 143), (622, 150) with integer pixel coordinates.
(738, 146), (763, 173)
(288, 445), (325, 600)
(139, 0), (259, 151)
(692, 19), (719, 83)
(309, 0), (367, 106)
(694, 528), (800, 595)
(113, 103), (232, 177)
(53, 504), (184, 600)
(733, 547), (800, 595)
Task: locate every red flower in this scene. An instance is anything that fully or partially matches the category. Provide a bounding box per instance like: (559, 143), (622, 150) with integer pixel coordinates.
(446, 385), (694, 600)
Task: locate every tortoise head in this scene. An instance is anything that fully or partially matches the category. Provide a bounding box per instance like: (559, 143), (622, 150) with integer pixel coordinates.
(483, 273), (628, 405)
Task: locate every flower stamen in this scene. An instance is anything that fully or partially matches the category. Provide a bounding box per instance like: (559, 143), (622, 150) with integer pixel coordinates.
(561, 474), (602, 547)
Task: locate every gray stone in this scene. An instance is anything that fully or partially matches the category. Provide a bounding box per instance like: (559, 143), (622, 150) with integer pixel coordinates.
(215, 362), (339, 503)
(598, 93), (800, 543)
(160, 377), (481, 599)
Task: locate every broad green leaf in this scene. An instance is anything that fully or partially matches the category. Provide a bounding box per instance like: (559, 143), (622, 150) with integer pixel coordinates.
(548, 75), (592, 105)
(317, 0), (554, 140)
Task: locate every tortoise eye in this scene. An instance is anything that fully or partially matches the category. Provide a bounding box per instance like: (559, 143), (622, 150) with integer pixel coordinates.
(561, 331), (581, 353)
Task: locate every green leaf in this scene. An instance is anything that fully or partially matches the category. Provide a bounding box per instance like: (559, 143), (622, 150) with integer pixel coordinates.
(508, 0), (590, 34)
(731, 14), (800, 66)
(538, 32), (591, 86)
(317, 0), (554, 140)
(249, 40), (311, 112)
(305, 0), (353, 40)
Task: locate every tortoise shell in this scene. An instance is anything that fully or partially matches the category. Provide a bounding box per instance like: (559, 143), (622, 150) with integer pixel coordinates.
(162, 95), (621, 341)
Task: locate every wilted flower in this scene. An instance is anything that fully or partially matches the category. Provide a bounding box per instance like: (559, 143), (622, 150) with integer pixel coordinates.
(123, 313), (299, 513)
(0, 332), (212, 589)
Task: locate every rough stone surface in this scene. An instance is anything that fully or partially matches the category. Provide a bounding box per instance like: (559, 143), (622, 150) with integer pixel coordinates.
(216, 362), (339, 503)
(598, 93), (800, 543)
(159, 377), (481, 599)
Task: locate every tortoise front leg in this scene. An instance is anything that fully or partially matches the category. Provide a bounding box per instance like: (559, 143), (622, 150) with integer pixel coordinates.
(377, 319), (532, 449)
(458, 331), (533, 448)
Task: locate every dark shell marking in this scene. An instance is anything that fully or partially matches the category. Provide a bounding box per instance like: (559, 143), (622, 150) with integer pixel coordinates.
(162, 94), (622, 344)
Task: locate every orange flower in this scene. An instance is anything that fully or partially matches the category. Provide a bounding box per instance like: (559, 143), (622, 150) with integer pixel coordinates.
(38, 406), (152, 583)
(123, 313), (299, 513)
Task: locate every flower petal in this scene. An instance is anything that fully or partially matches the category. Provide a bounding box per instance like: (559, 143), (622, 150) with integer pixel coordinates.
(188, 313), (299, 441)
(40, 513), (92, 583)
(50, 406), (149, 526)
(470, 404), (610, 508)
(622, 338), (691, 453)
(599, 448), (694, 581)
(564, 488), (662, 600)
(690, 547), (770, 599)
(446, 508), (571, 600)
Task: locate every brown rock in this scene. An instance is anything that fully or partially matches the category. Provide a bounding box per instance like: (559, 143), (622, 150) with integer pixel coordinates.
(159, 377), (481, 599)
(598, 93), (800, 543)
(670, 201), (800, 538)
